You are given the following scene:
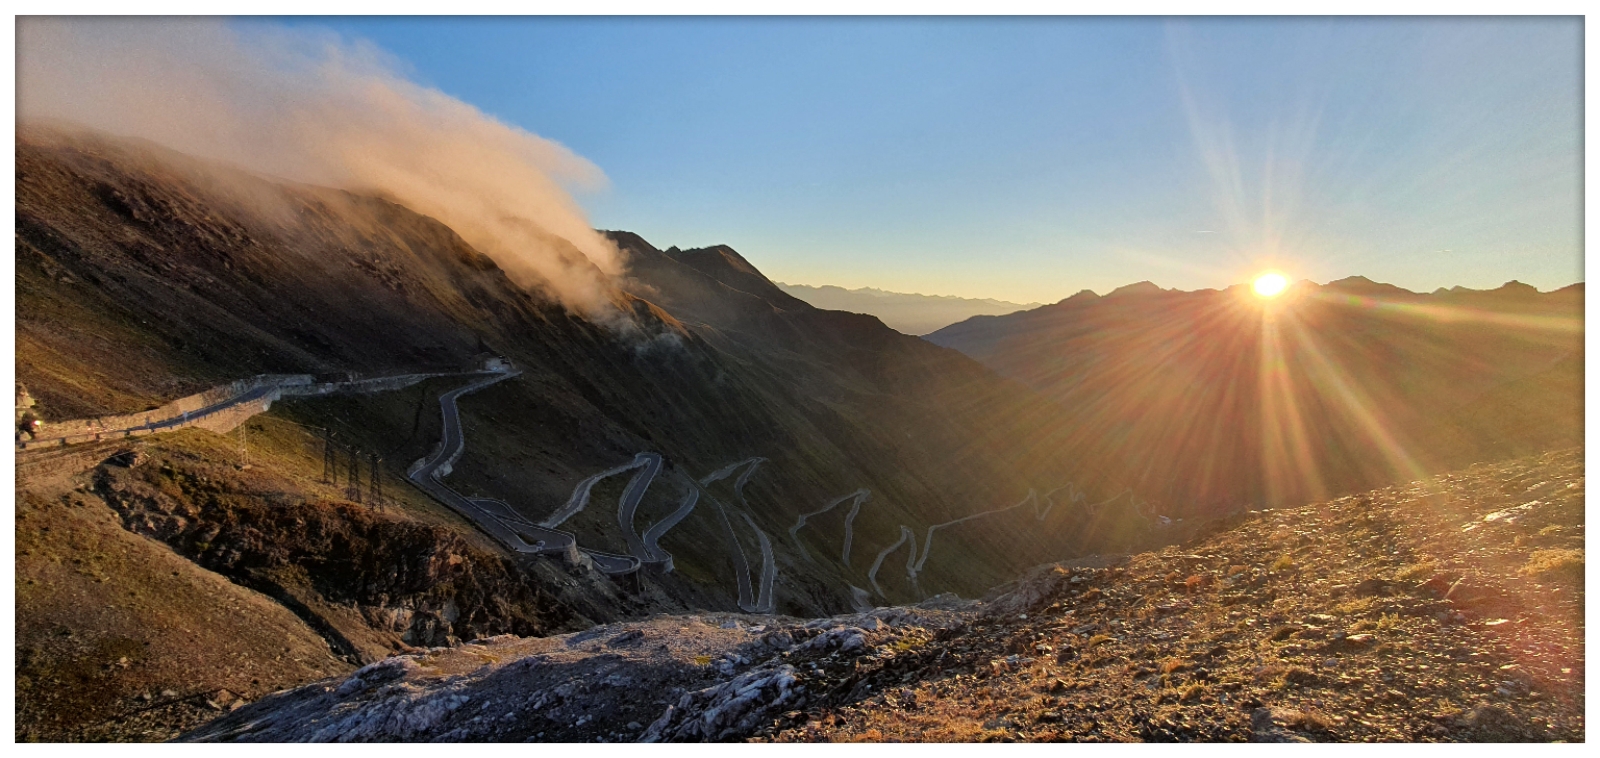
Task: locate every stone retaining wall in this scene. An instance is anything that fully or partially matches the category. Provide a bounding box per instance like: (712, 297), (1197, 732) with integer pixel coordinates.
(38, 374), (313, 440)
(18, 371), (472, 452)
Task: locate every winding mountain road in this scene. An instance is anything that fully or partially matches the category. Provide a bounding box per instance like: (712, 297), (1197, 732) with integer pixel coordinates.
(410, 372), (1153, 603)
(413, 371), (1148, 599)
(42, 362), (1153, 607)
(693, 457), (777, 614)
(867, 525), (919, 598)
(465, 497), (572, 553)
(640, 482), (699, 565)
(788, 489), (871, 566)
(854, 483), (1149, 600)
(145, 384), (279, 432)
(541, 454), (654, 529)
(406, 370), (642, 575)
(614, 452), (665, 562)
(536, 450), (781, 612)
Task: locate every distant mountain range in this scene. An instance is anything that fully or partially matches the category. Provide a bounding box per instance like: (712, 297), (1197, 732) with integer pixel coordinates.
(775, 283), (1041, 335)
(926, 278), (1583, 513)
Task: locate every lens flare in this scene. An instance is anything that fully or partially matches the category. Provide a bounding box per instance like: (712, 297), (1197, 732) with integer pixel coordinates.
(1253, 272), (1290, 298)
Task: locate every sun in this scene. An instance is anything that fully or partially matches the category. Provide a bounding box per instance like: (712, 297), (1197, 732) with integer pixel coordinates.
(1253, 272), (1290, 298)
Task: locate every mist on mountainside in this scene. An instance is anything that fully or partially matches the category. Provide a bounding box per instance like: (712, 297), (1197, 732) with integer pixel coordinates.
(16, 17), (625, 318)
(777, 283), (1041, 335)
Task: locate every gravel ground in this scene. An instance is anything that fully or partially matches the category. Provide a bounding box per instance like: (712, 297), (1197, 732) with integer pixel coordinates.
(764, 447), (1584, 742)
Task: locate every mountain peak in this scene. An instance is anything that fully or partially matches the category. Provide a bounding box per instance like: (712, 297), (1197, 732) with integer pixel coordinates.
(1106, 281), (1163, 298)
(1056, 289), (1101, 305)
(1494, 280), (1541, 298)
(1322, 275), (1414, 297)
(638, 242), (803, 306)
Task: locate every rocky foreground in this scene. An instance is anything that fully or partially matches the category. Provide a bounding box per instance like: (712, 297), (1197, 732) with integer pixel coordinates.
(180, 448), (1584, 742)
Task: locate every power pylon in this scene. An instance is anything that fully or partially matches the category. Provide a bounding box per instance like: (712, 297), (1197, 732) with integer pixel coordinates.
(237, 421), (248, 468)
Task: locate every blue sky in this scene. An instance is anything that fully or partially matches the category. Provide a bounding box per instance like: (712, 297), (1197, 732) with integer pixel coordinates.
(275, 16), (1582, 303)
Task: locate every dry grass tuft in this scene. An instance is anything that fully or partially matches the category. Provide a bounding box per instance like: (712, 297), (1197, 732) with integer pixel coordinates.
(891, 638), (920, 652)
(1256, 664), (1319, 689)
(1351, 613), (1402, 633)
(1331, 597), (1376, 616)
(1520, 549), (1583, 581)
(1395, 561), (1437, 582)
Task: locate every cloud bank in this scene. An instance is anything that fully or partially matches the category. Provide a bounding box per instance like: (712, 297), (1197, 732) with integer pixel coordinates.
(17, 17), (626, 316)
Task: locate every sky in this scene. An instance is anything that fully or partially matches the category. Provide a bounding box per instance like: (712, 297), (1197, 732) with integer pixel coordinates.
(268, 16), (1583, 304)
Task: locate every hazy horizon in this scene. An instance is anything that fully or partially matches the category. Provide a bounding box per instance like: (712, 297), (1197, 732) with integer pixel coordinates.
(776, 273), (1584, 306)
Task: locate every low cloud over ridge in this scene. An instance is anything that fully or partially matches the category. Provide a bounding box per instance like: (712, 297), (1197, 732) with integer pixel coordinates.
(17, 17), (625, 316)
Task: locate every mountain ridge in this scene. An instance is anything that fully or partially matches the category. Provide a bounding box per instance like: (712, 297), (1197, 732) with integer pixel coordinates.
(925, 275), (1583, 514)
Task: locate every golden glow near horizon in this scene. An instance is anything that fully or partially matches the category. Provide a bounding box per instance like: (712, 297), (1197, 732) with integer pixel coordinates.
(1253, 272), (1290, 298)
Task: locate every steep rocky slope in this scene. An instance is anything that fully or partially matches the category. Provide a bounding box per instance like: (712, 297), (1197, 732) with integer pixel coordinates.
(177, 448), (1583, 742)
(15, 414), (633, 742)
(925, 279), (1583, 514)
(15, 462), (348, 742)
